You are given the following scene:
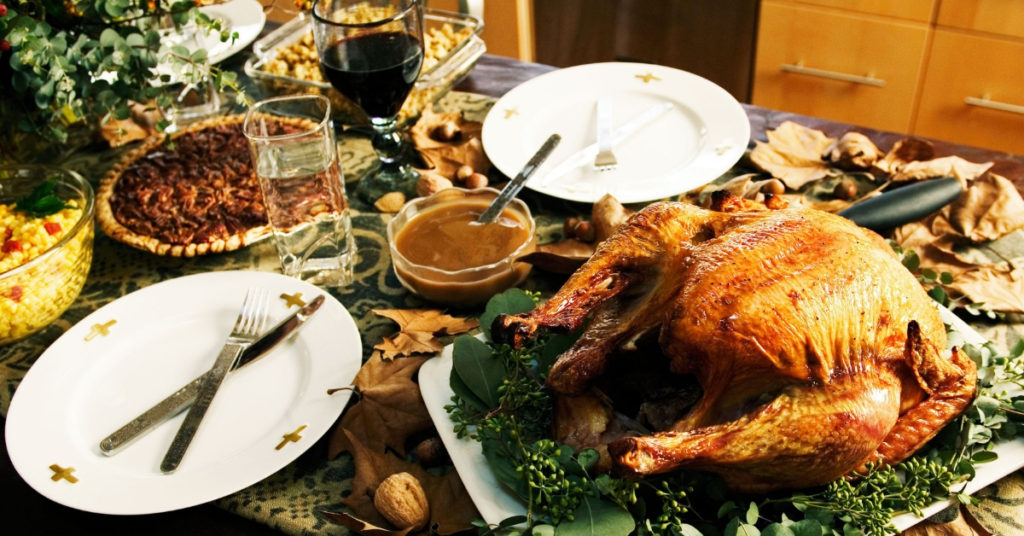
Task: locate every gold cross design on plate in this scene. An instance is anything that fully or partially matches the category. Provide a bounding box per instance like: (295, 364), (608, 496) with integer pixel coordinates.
(275, 425), (308, 450)
(635, 73), (662, 83)
(279, 292), (306, 309)
(84, 319), (117, 341)
(49, 464), (78, 483)
(504, 107), (520, 119)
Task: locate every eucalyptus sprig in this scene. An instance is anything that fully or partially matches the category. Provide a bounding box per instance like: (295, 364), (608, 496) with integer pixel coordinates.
(448, 289), (1024, 536)
(0, 0), (243, 146)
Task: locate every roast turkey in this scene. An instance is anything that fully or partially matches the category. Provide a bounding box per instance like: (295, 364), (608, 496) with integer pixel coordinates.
(494, 195), (976, 492)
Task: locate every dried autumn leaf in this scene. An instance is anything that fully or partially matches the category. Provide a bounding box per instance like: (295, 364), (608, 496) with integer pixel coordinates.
(890, 156), (993, 183)
(892, 173), (1024, 313)
(824, 132), (880, 170)
(749, 121), (835, 190)
(518, 239), (595, 274)
(372, 309), (478, 336)
(376, 331), (444, 359)
(874, 138), (936, 174)
(328, 353), (433, 458)
(334, 429), (479, 535)
(410, 109), (489, 180)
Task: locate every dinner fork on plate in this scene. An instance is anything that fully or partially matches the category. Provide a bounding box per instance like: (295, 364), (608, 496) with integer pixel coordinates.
(593, 97), (618, 172)
(160, 287), (269, 473)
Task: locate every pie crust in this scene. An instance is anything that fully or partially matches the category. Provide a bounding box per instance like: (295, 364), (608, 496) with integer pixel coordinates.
(97, 114), (313, 257)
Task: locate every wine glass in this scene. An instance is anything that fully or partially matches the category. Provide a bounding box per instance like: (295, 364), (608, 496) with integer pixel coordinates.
(311, 0), (425, 203)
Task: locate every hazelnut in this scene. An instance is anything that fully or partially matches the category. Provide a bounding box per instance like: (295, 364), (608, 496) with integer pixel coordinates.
(464, 173), (489, 189)
(455, 164), (474, 182)
(563, 217), (582, 237)
(415, 437), (448, 467)
(572, 221), (596, 242)
(833, 178), (858, 200)
(416, 172), (454, 197)
(373, 472), (429, 530)
(761, 178), (786, 196)
(374, 191), (407, 213)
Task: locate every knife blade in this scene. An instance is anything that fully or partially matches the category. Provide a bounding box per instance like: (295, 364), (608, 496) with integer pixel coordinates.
(533, 101), (675, 187)
(98, 294), (325, 457)
(838, 177), (963, 232)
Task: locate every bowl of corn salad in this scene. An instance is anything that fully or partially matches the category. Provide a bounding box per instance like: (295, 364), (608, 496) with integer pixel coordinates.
(0, 165), (94, 344)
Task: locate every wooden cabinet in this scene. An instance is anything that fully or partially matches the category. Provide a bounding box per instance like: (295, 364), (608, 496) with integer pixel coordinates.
(753, 0), (1024, 155)
(752, 1), (930, 132)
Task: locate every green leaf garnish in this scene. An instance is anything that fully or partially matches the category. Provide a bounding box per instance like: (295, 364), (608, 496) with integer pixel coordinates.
(14, 179), (73, 218)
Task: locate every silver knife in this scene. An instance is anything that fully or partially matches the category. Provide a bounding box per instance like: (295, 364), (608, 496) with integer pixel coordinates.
(98, 294), (325, 457)
(533, 101), (675, 187)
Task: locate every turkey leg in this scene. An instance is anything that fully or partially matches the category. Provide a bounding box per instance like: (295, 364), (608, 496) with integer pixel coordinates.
(609, 372), (902, 493)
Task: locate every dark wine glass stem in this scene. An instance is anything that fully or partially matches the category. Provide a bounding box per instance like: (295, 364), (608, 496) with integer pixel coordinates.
(370, 116), (404, 165)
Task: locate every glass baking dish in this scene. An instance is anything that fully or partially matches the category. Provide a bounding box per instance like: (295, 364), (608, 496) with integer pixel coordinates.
(244, 9), (485, 126)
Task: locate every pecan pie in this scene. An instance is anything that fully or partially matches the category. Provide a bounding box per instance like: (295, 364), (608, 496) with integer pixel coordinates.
(97, 114), (310, 257)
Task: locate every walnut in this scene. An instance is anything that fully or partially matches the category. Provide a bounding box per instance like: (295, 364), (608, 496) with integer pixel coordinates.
(373, 472), (430, 530)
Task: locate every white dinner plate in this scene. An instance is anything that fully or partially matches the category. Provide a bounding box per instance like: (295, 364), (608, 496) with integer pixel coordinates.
(481, 62), (750, 204)
(197, 0), (267, 64)
(420, 306), (1024, 531)
(5, 271), (361, 515)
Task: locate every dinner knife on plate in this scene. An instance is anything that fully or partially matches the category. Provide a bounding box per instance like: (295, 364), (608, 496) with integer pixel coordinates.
(533, 101), (675, 187)
(98, 294), (325, 457)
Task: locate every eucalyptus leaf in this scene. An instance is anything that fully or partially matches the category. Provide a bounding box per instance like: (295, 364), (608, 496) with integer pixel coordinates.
(554, 497), (633, 536)
(452, 335), (506, 408)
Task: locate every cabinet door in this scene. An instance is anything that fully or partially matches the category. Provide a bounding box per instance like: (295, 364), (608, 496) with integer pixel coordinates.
(937, 0), (1024, 39)
(752, 1), (930, 132)
(914, 30), (1024, 155)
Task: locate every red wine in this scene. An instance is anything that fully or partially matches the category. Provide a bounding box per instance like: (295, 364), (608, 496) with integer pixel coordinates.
(320, 31), (423, 119)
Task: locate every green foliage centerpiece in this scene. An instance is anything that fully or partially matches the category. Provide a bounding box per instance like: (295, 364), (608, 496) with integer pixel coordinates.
(446, 289), (1024, 536)
(0, 0), (241, 160)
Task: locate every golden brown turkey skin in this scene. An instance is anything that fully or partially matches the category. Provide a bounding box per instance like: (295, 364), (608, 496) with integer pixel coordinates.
(494, 200), (977, 493)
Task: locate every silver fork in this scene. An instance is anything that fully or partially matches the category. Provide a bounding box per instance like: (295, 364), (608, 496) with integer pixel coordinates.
(160, 287), (269, 473)
(593, 97), (618, 171)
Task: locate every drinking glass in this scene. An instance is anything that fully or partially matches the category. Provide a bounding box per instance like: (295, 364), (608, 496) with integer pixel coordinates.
(311, 0), (425, 203)
(243, 94), (357, 287)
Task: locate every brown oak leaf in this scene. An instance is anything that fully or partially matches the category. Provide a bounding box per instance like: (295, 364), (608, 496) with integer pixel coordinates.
(410, 109), (490, 180)
(371, 309), (478, 337)
(375, 331), (444, 359)
(332, 429), (479, 535)
(749, 121), (835, 190)
(328, 353), (433, 458)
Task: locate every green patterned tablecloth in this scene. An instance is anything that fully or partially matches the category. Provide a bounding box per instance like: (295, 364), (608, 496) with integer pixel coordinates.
(3, 91), (1023, 535)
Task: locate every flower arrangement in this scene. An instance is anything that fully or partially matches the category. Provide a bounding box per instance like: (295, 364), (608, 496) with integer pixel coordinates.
(0, 0), (241, 160)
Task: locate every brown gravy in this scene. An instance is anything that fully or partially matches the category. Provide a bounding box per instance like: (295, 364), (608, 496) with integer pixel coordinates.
(394, 200), (531, 271)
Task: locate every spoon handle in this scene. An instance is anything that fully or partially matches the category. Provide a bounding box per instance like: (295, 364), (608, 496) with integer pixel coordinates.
(477, 133), (561, 223)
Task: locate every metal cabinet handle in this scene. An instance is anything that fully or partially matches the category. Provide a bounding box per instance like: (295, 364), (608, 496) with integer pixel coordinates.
(779, 62), (886, 87)
(965, 96), (1024, 116)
